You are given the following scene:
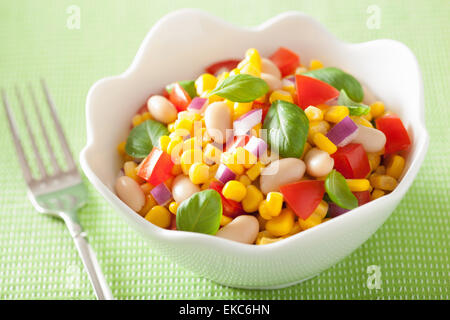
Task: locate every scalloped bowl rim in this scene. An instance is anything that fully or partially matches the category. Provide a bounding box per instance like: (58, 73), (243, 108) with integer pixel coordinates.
(80, 9), (429, 258)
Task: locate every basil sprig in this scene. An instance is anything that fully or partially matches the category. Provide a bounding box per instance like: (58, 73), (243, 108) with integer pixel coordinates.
(338, 90), (370, 116)
(262, 100), (309, 158)
(176, 189), (223, 235)
(125, 119), (169, 158)
(303, 67), (364, 102)
(208, 74), (269, 102)
(325, 170), (358, 210)
(166, 80), (198, 99)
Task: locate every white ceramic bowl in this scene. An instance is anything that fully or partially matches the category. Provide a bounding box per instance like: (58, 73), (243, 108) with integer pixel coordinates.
(80, 9), (429, 289)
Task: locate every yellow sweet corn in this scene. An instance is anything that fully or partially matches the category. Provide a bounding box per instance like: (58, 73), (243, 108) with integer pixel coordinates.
(242, 185), (264, 213)
(375, 165), (386, 175)
(124, 161), (143, 183)
(309, 59), (324, 70)
(171, 164), (182, 175)
(287, 222), (303, 236)
(369, 174), (398, 191)
(180, 149), (203, 175)
(350, 116), (373, 128)
(256, 235), (283, 245)
(265, 208), (295, 237)
(189, 162), (209, 185)
(141, 112), (152, 121)
(304, 106), (324, 121)
(269, 90), (293, 104)
(371, 189), (385, 200)
(140, 183), (154, 195)
(298, 214), (322, 230)
(246, 161), (265, 181)
(195, 73), (218, 96)
(234, 147), (257, 169)
(233, 102), (253, 119)
(177, 111), (201, 121)
(159, 135), (171, 153)
(346, 179), (371, 192)
(239, 175), (252, 186)
(174, 119), (194, 135)
(300, 142), (312, 160)
(370, 101), (385, 118)
(367, 152), (381, 172)
(138, 194), (157, 217)
(311, 200), (328, 219)
(168, 202), (178, 215)
(308, 120), (330, 143)
(220, 215), (233, 227)
(240, 63), (260, 77)
(117, 141), (126, 156)
(132, 114), (143, 127)
(265, 192), (284, 217)
(203, 143), (222, 164)
(258, 201), (272, 220)
(166, 137), (183, 158)
(216, 72), (229, 87)
(324, 106), (349, 123)
(144, 205), (171, 228)
(183, 137), (201, 152)
(245, 48), (262, 70)
(313, 133), (337, 154)
(221, 152), (244, 175)
(222, 180), (247, 202)
(386, 155), (405, 180)
(229, 68), (240, 76)
(167, 122), (175, 132)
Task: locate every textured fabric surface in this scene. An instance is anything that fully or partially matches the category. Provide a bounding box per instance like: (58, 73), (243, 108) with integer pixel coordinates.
(0, 0), (448, 300)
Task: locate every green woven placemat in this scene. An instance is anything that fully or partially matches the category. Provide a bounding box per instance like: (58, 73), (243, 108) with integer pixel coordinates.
(0, 0), (448, 300)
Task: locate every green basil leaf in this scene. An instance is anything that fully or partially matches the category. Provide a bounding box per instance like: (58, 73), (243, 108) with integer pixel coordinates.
(166, 80), (198, 99)
(209, 74), (269, 102)
(176, 189), (222, 235)
(125, 119), (169, 158)
(337, 89), (370, 116)
(262, 100), (309, 158)
(325, 170), (358, 210)
(303, 67), (364, 102)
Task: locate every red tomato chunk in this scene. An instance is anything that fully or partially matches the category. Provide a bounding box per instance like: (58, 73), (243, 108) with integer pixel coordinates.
(169, 83), (191, 112)
(376, 114), (411, 154)
(137, 147), (174, 186)
(209, 181), (244, 218)
(205, 59), (240, 76)
(269, 47), (300, 77)
(295, 74), (339, 109)
(280, 180), (325, 220)
(331, 143), (371, 179)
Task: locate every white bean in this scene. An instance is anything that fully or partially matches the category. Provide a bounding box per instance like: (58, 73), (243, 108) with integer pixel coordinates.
(115, 176), (145, 212)
(352, 125), (386, 153)
(147, 95), (177, 124)
(215, 215), (259, 244)
(171, 175), (200, 204)
(261, 58), (281, 79)
(261, 73), (283, 92)
(204, 101), (232, 144)
(304, 148), (334, 177)
(260, 158), (306, 194)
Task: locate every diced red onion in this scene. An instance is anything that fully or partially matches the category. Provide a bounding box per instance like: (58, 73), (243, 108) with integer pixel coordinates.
(151, 183), (172, 206)
(233, 109), (262, 136)
(328, 203), (349, 218)
(326, 116), (359, 147)
(226, 135), (250, 153)
(215, 164), (236, 184)
(244, 136), (267, 157)
(187, 97), (208, 113)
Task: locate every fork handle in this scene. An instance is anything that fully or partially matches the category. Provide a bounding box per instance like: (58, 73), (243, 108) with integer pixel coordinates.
(63, 215), (114, 300)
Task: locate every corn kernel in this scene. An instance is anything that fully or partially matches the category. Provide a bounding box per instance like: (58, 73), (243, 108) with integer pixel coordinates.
(386, 155), (405, 180)
(201, 89), (223, 103)
(346, 179), (371, 192)
(222, 180), (247, 202)
(242, 185), (264, 213)
(265, 208), (295, 237)
(233, 102), (253, 119)
(159, 135), (171, 153)
(180, 149), (203, 175)
(183, 137), (201, 152)
(375, 165), (386, 175)
(251, 123), (262, 138)
(216, 72), (229, 86)
(168, 202), (178, 215)
(189, 162), (209, 185)
(350, 116), (373, 128)
(256, 235), (282, 245)
(300, 142), (312, 160)
(132, 114), (143, 127)
(313, 132), (337, 154)
(369, 174), (398, 191)
(367, 152), (381, 172)
(362, 111), (373, 121)
(124, 161), (143, 183)
(269, 90), (293, 103)
(169, 128), (190, 140)
(298, 215), (322, 230)
(178, 111), (201, 121)
(221, 152), (244, 175)
(295, 66), (308, 74)
(174, 119), (193, 134)
(311, 200), (328, 219)
(144, 205), (171, 228)
(246, 161), (265, 181)
(203, 143), (222, 164)
(140, 183), (154, 195)
(138, 194), (157, 216)
(240, 63), (260, 77)
(308, 120), (330, 143)
(167, 122), (175, 132)
(229, 68), (240, 76)
(370, 101), (385, 118)
(208, 163), (219, 179)
(239, 175), (252, 186)
(309, 59), (324, 70)
(324, 106), (349, 123)
(258, 200), (272, 220)
(287, 222), (303, 235)
(234, 147), (257, 169)
(245, 48), (262, 70)
(371, 189), (385, 200)
(305, 106), (324, 121)
(117, 141), (126, 156)
(167, 137), (183, 159)
(171, 164), (182, 176)
(220, 215), (233, 227)
(316, 104), (330, 112)
(266, 192), (284, 217)
(195, 73), (218, 95)
(282, 81), (296, 95)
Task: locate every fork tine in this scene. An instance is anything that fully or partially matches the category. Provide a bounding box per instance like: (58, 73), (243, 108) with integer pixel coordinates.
(15, 86), (48, 179)
(1, 89), (34, 184)
(28, 84), (61, 175)
(40, 79), (76, 171)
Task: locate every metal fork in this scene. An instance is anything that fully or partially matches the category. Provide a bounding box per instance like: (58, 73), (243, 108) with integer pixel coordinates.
(1, 80), (113, 300)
